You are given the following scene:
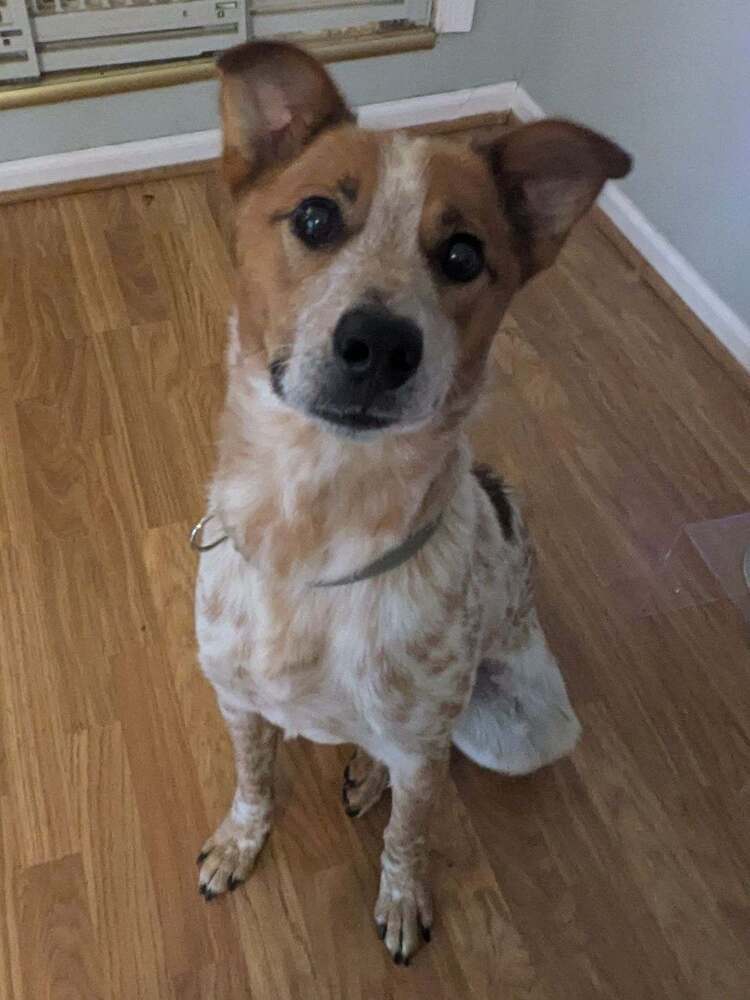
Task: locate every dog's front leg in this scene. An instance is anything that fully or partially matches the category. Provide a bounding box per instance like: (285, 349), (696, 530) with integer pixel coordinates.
(375, 752), (448, 964)
(197, 704), (279, 900)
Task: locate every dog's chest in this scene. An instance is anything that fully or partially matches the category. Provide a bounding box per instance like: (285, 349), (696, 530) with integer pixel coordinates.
(195, 541), (478, 749)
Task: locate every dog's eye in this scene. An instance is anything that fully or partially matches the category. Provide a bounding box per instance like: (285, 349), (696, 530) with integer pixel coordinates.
(438, 234), (485, 283)
(291, 197), (343, 249)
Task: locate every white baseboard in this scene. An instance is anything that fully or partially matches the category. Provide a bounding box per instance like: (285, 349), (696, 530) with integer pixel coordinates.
(597, 186), (750, 370)
(0, 82), (517, 195)
(510, 85), (544, 125)
(357, 81), (516, 130)
(0, 130), (221, 193)
(511, 85), (750, 372)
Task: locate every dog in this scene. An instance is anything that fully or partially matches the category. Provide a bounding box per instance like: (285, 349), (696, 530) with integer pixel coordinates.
(193, 40), (631, 965)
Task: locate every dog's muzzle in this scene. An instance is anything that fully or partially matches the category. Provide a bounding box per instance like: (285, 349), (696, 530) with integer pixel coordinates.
(310, 304), (422, 431)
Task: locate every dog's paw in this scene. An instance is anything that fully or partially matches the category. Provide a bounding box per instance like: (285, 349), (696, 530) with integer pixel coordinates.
(374, 877), (432, 965)
(196, 812), (270, 901)
(341, 749), (389, 818)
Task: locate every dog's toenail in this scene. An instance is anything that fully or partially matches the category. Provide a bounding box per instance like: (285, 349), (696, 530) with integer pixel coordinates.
(196, 851), (208, 865)
(345, 804), (360, 818)
(421, 924), (432, 943)
(394, 952), (403, 965)
(199, 883), (207, 896)
(376, 923), (386, 940)
(403, 956), (411, 967)
(228, 876), (238, 891)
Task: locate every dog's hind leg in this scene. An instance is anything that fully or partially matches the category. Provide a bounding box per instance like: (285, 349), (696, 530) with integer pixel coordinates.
(197, 704), (279, 899)
(342, 747), (389, 818)
(452, 610), (580, 775)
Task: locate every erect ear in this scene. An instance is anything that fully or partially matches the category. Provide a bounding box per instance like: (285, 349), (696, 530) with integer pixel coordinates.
(481, 120), (632, 281)
(216, 41), (353, 194)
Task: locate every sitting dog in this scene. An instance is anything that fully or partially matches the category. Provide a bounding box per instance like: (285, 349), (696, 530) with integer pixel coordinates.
(194, 40), (631, 964)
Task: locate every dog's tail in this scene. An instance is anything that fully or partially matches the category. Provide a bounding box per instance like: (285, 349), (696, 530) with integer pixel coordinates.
(452, 627), (581, 776)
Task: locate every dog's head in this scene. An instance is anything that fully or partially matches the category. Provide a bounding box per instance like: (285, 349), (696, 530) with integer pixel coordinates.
(219, 42), (631, 438)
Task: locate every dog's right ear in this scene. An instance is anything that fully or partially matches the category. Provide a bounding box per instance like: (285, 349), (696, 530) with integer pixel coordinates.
(217, 41), (353, 194)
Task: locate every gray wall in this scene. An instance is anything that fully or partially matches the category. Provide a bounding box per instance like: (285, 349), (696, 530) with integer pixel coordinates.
(522, 0), (750, 326)
(0, 1), (531, 162)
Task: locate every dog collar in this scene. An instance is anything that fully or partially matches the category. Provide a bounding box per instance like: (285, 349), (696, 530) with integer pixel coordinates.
(189, 513), (442, 587)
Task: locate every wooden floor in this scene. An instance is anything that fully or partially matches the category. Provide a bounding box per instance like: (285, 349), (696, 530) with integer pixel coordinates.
(1, 163), (749, 1000)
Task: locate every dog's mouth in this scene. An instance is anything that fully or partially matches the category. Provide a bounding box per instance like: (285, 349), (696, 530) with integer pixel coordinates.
(310, 406), (395, 432)
(269, 358), (398, 433)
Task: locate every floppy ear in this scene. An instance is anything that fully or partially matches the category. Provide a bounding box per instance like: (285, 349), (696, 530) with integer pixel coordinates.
(481, 120), (632, 281)
(216, 41), (353, 194)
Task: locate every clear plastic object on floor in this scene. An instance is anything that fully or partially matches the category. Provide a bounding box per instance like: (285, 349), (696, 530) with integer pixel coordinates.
(684, 512), (750, 625)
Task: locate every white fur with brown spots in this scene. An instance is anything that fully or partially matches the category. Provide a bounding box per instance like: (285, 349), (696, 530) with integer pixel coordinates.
(194, 40), (630, 964)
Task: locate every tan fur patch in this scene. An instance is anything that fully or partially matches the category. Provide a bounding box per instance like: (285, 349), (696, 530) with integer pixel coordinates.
(201, 588), (224, 623)
(232, 126), (379, 365)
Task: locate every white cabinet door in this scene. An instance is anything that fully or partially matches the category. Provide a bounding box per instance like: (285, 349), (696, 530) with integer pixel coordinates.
(250, 1), (432, 38)
(0, 0), (41, 80)
(0, 0), (432, 84)
(26, 0), (247, 74)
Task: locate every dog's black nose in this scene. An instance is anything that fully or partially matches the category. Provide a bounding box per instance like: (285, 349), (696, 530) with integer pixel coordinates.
(333, 306), (422, 392)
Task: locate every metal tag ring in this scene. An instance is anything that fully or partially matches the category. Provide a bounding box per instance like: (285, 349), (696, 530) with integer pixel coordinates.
(189, 514), (229, 552)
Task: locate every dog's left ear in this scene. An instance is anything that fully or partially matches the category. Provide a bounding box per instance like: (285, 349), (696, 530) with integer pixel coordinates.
(217, 41), (353, 194)
(479, 120), (632, 281)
